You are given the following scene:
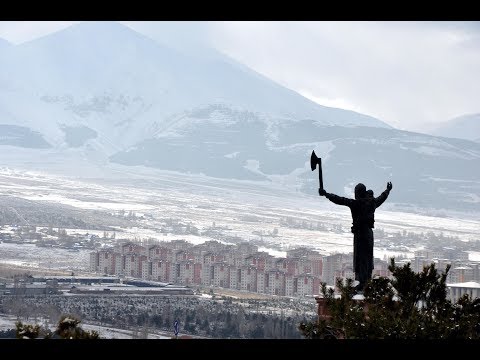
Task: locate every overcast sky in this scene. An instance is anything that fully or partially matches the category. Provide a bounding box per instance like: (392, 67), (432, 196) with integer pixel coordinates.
(0, 21), (479, 132)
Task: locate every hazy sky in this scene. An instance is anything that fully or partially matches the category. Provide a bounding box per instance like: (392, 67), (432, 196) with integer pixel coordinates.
(0, 21), (479, 132)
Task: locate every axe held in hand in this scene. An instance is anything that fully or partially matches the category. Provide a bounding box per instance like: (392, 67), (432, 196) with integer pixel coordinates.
(310, 150), (324, 191)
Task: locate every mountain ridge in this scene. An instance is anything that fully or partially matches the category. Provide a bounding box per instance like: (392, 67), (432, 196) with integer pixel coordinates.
(430, 113), (480, 142)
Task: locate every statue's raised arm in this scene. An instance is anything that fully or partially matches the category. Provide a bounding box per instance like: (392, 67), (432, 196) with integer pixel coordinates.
(374, 181), (392, 209)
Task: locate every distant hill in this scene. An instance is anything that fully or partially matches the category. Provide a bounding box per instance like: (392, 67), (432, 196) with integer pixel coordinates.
(431, 114), (480, 142)
(111, 118), (480, 212)
(0, 38), (11, 51)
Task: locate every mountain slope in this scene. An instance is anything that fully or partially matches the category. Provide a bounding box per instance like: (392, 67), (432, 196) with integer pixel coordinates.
(431, 114), (480, 141)
(110, 112), (480, 212)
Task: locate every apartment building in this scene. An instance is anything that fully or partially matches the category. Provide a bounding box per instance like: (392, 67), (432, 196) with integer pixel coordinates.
(295, 274), (320, 297)
(211, 262), (229, 288)
(266, 269), (285, 296)
(176, 260), (196, 285)
(322, 253), (345, 286)
(239, 265), (257, 292)
(447, 281), (480, 302)
(121, 242), (146, 256)
(151, 259), (174, 283)
(228, 265), (240, 290)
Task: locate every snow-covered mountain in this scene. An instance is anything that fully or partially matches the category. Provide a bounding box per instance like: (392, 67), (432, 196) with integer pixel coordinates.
(0, 21), (478, 213)
(430, 114), (480, 142)
(0, 22), (390, 152)
(110, 114), (480, 212)
(0, 38), (11, 51)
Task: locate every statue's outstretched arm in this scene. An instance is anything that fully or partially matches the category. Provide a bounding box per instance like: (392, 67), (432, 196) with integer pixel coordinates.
(319, 188), (354, 207)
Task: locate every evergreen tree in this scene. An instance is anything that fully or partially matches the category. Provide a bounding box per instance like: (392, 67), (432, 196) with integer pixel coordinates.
(299, 258), (480, 339)
(16, 314), (99, 339)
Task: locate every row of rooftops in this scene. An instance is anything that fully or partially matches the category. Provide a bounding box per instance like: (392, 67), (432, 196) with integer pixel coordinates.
(1, 274), (193, 296)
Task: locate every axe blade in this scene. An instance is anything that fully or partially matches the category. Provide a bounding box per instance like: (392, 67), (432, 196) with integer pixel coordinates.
(310, 150), (324, 190)
(310, 150), (318, 171)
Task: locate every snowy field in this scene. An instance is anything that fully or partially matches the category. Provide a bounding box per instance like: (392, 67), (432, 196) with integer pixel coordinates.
(0, 242), (90, 273)
(0, 167), (478, 276)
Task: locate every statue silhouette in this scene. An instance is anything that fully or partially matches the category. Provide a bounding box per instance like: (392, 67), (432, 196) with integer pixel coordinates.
(319, 182), (392, 291)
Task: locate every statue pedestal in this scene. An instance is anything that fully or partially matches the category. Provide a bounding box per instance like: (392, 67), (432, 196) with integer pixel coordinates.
(315, 293), (367, 323)
(314, 296), (331, 322)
